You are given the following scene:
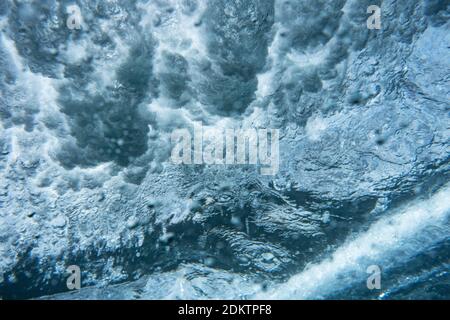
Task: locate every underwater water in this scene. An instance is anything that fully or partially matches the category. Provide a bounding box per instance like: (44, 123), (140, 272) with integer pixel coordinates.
(0, 0), (449, 300)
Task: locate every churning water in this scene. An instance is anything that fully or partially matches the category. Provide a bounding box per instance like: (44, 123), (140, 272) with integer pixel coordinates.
(0, 0), (449, 299)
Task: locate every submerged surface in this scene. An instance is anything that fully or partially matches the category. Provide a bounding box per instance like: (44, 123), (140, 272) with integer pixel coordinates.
(0, 0), (449, 299)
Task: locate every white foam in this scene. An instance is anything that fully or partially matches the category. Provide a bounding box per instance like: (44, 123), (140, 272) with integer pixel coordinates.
(305, 115), (328, 141)
(257, 184), (450, 299)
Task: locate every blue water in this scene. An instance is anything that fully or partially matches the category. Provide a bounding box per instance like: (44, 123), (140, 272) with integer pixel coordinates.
(0, 0), (449, 300)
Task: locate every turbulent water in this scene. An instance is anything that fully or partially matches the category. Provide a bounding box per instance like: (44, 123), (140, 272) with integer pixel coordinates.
(0, 0), (449, 300)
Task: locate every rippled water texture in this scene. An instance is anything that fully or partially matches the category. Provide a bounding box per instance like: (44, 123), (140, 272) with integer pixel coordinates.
(0, 0), (449, 299)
